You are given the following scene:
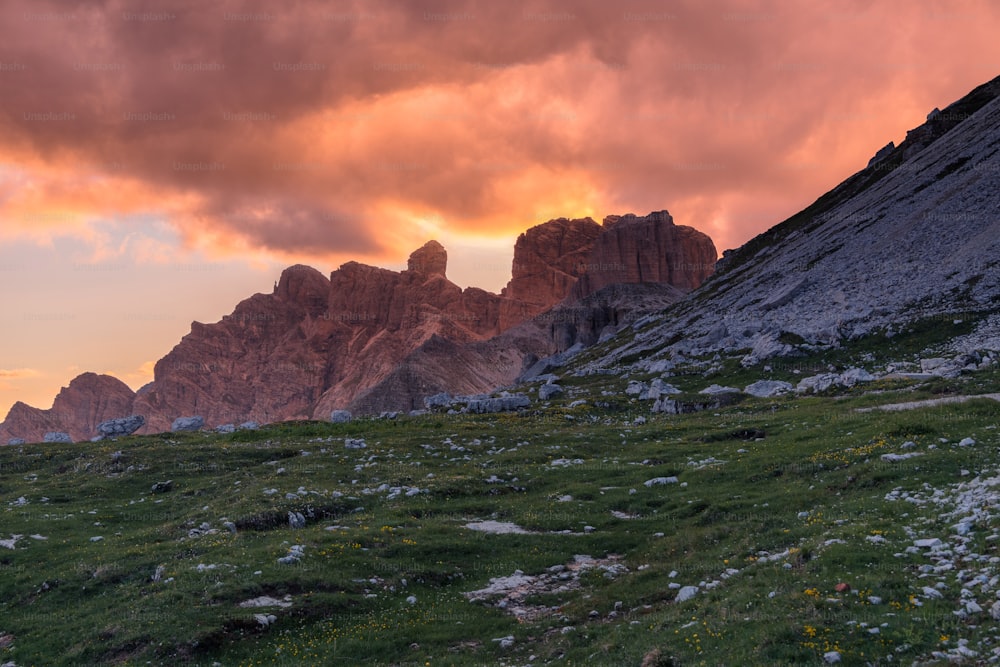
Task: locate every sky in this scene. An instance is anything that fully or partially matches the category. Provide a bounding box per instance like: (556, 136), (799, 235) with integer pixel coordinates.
(2, 0), (1000, 418)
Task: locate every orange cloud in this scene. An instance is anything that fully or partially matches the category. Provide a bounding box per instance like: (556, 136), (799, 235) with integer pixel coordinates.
(1, 0), (999, 271)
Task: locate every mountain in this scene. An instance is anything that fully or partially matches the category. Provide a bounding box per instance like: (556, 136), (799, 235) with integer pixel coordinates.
(575, 75), (1000, 375)
(0, 373), (136, 444)
(1, 212), (716, 442)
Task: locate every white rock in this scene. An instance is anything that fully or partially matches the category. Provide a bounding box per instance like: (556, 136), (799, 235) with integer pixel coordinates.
(625, 381), (647, 396)
(881, 452), (923, 462)
(699, 384), (740, 395)
(958, 437), (976, 447)
(644, 476), (679, 487)
(744, 380), (794, 398)
(914, 538), (943, 548)
(330, 410), (353, 423)
(0, 535), (22, 550)
(922, 586), (944, 599)
(240, 596), (293, 608)
(675, 586), (698, 602)
(823, 651), (841, 663)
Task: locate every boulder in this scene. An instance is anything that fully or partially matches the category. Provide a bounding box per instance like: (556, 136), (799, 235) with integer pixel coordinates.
(7, 438), (26, 446)
(43, 431), (73, 443)
(215, 423), (236, 434)
(330, 410), (352, 423)
(740, 332), (795, 367)
(424, 392), (454, 410)
(538, 384), (563, 400)
(839, 367), (876, 386)
(151, 480), (173, 493)
(796, 373), (840, 394)
(744, 380), (794, 398)
(625, 381), (647, 396)
(238, 421), (259, 430)
(640, 378), (681, 400)
(171, 416), (205, 432)
(96, 415), (145, 437)
(699, 384), (741, 395)
(675, 585), (698, 602)
(465, 395), (531, 414)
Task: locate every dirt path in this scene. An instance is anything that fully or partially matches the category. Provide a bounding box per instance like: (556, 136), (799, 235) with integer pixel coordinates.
(856, 393), (1000, 413)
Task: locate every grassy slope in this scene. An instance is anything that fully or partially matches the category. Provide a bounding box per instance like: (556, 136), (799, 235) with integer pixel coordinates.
(2, 325), (1000, 666)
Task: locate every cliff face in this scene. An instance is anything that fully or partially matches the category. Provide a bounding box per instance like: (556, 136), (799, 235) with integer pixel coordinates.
(571, 211), (717, 298)
(500, 217), (604, 329)
(3, 211), (717, 441)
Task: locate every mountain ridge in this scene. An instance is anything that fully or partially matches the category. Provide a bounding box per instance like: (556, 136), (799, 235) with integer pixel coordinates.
(1, 212), (715, 443)
(572, 74), (1000, 376)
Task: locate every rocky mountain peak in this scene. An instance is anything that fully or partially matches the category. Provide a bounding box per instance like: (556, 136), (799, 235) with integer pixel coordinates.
(274, 264), (331, 304)
(407, 240), (448, 278)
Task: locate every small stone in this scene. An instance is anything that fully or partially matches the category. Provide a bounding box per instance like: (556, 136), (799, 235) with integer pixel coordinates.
(823, 650), (841, 663)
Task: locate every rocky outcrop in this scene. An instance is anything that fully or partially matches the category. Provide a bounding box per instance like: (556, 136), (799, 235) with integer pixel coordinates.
(0, 373), (136, 444)
(2, 211), (719, 437)
(407, 240), (448, 277)
(571, 211), (717, 298)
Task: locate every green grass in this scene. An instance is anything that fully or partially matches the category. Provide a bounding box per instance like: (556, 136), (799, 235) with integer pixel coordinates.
(2, 342), (1000, 665)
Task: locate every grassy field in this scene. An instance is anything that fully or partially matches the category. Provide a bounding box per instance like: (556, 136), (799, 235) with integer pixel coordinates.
(2, 330), (1000, 666)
